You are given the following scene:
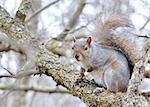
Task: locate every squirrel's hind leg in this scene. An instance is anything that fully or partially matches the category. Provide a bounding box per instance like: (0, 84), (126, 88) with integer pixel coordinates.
(104, 69), (128, 92)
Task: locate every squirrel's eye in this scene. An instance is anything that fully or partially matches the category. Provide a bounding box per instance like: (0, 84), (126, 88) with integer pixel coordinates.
(72, 46), (75, 50)
(84, 47), (88, 50)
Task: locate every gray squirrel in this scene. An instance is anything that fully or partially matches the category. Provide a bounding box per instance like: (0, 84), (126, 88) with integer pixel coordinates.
(72, 15), (141, 92)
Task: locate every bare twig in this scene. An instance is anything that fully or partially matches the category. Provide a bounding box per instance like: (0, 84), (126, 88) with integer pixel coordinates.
(0, 71), (40, 78)
(0, 66), (13, 75)
(0, 74), (14, 78)
(0, 83), (70, 94)
(55, 0), (86, 40)
(139, 17), (150, 31)
(131, 33), (150, 39)
(26, 0), (60, 22)
(69, 17), (96, 34)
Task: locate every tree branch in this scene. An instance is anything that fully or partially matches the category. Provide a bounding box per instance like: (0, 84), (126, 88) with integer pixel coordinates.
(26, 0), (60, 22)
(139, 17), (150, 31)
(0, 71), (40, 78)
(55, 0), (86, 40)
(122, 40), (150, 106)
(0, 66), (13, 75)
(45, 0), (87, 55)
(0, 83), (70, 94)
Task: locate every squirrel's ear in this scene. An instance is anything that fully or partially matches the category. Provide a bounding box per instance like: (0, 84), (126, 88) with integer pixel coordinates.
(87, 37), (92, 45)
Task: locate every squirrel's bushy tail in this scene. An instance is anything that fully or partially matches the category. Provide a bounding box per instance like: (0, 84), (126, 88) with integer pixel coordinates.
(95, 15), (138, 65)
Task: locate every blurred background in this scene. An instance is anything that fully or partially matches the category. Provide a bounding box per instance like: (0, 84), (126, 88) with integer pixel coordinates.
(0, 0), (150, 107)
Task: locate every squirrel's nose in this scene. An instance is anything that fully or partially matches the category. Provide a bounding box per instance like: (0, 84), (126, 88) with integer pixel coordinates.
(75, 54), (79, 60)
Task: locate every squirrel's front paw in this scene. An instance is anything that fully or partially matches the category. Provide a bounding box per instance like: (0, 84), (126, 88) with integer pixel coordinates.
(75, 67), (86, 85)
(93, 87), (105, 94)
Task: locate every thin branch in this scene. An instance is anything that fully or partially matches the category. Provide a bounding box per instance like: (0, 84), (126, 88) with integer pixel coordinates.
(0, 71), (40, 78)
(139, 17), (150, 31)
(55, 0), (86, 40)
(0, 83), (70, 94)
(69, 17), (96, 34)
(131, 33), (150, 39)
(26, 0), (60, 22)
(0, 74), (14, 78)
(137, 35), (150, 38)
(0, 66), (13, 75)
